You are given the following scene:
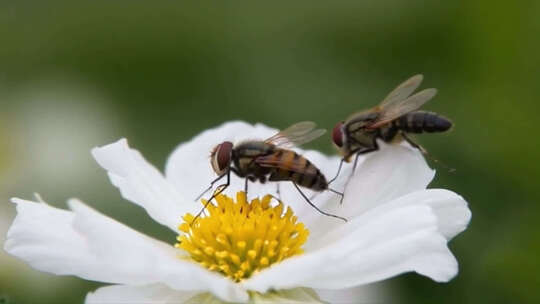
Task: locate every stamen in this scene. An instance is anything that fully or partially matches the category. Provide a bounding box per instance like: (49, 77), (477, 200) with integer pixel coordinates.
(176, 192), (309, 282)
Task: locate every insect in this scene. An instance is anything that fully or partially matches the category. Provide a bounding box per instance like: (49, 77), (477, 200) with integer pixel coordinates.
(331, 74), (452, 180)
(195, 121), (347, 222)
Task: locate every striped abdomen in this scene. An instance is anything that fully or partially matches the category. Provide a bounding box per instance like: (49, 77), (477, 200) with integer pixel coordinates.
(393, 111), (452, 133)
(265, 149), (328, 191)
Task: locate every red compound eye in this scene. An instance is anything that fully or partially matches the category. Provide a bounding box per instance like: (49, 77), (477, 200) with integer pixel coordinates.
(332, 122), (344, 147)
(211, 141), (232, 174)
(217, 141), (233, 170)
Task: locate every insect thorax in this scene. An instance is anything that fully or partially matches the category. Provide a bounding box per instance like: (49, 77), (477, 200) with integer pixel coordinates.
(346, 126), (378, 151)
(232, 142), (273, 178)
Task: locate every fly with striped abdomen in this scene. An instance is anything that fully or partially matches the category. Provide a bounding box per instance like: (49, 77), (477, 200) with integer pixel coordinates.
(331, 75), (452, 181)
(195, 122), (347, 222)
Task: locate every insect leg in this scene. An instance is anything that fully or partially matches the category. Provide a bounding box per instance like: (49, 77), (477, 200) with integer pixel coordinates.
(192, 171), (231, 225)
(230, 167), (241, 176)
(351, 140), (380, 173)
(327, 188), (345, 204)
(341, 141), (381, 191)
(194, 172), (227, 202)
(343, 136), (380, 174)
(352, 153), (361, 174)
(327, 158), (345, 185)
(244, 177), (249, 194)
(401, 132), (427, 154)
(292, 182), (347, 222)
(276, 183), (281, 201)
(402, 132), (455, 172)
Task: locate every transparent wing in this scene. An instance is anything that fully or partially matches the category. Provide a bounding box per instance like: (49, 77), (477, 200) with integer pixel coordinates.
(264, 121), (326, 148)
(344, 107), (381, 125)
(380, 74), (424, 108)
(367, 88), (437, 129)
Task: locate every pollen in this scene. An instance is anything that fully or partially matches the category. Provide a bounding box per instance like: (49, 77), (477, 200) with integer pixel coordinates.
(175, 192), (309, 282)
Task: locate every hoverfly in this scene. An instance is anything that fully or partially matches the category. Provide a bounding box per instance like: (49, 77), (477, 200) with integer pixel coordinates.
(331, 74), (452, 180)
(195, 121), (347, 222)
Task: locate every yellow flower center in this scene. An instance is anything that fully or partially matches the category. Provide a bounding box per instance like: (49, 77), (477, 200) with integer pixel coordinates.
(176, 192), (309, 282)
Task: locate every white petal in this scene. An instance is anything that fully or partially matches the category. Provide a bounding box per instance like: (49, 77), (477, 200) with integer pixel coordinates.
(341, 142), (435, 217)
(243, 204), (457, 293)
(164, 121), (345, 223)
(85, 284), (199, 304)
(69, 199), (248, 302)
(4, 198), (105, 280)
(5, 198), (248, 303)
(91, 138), (187, 231)
(313, 189), (471, 248)
(86, 286), (326, 304)
(383, 189), (471, 240)
(306, 142), (435, 239)
(316, 284), (390, 304)
(250, 288), (325, 304)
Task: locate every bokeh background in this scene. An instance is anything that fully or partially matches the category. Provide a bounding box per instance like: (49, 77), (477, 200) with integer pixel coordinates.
(1, 1), (539, 303)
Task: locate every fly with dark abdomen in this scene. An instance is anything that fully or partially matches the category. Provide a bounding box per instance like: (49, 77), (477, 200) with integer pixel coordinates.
(330, 74), (452, 182)
(195, 122), (347, 223)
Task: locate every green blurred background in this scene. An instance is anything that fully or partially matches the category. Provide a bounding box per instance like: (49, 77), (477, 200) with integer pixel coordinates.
(1, 1), (539, 303)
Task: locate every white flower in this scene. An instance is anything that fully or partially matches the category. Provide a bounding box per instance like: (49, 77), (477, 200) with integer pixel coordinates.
(4, 121), (471, 303)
